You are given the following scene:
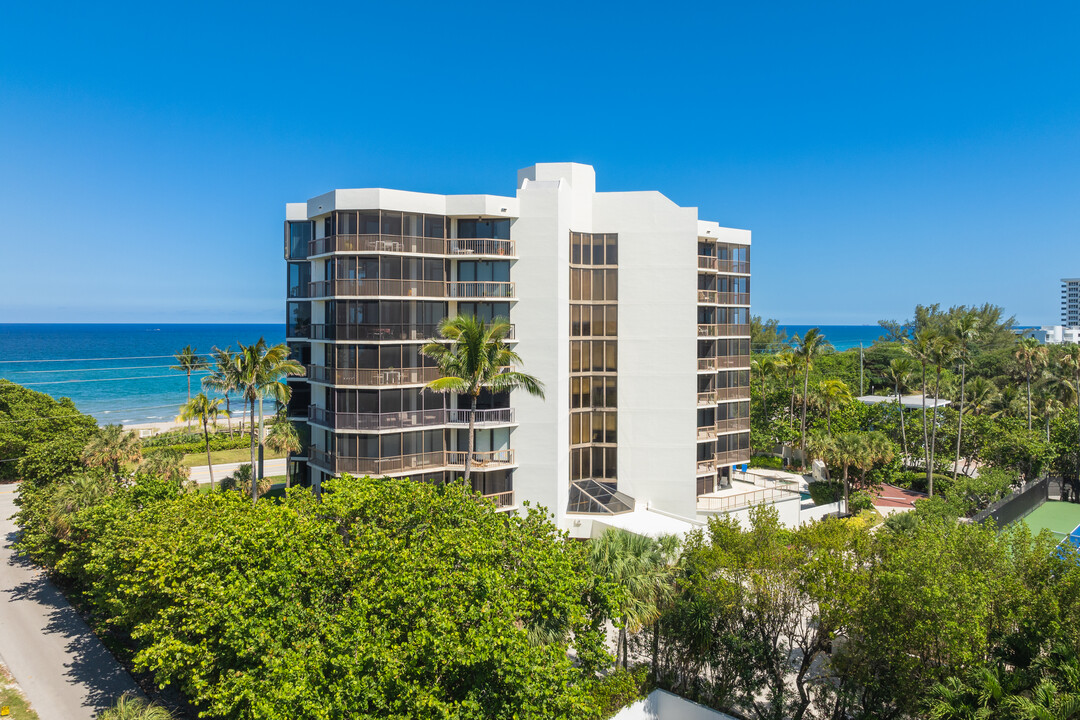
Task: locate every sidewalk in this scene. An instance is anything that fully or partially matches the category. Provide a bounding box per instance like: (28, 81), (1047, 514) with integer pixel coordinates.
(0, 486), (142, 719)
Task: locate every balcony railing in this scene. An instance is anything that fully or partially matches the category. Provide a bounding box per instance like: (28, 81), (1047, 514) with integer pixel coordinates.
(481, 490), (515, 510)
(717, 259), (750, 274)
(717, 354), (752, 369)
(716, 292), (750, 305)
(447, 281), (516, 299)
(718, 324), (751, 337)
(715, 417), (751, 433)
(697, 256), (718, 271)
(308, 447), (515, 476)
(309, 234), (516, 258)
(308, 406), (516, 431)
(696, 458), (717, 475)
(697, 425), (717, 441)
(697, 357), (718, 371)
(716, 386), (751, 401)
(445, 408), (516, 425)
(697, 485), (800, 513)
(309, 279), (447, 299)
(697, 324), (721, 337)
(310, 323), (441, 342)
(309, 323), (516, 342)
(307, 366), (441, 387)
(697, 290), (718, 304)
(715, 448), (751, 466)
(697, 391), (717, 406)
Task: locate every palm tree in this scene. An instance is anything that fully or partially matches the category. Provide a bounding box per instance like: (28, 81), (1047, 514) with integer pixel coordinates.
(1014, 336), (1048, 431)
(139, 449), (190, 487)
(422, 315), (545, 483)
(832, 433), (862, 513)
(817, 378), (852, 435)
(587, 528), (678, 669)
(965, 376), (999, 416)
(928, 334), (957, 489)
(220, 463), (272, 499)
(171, 345), (203, 429)
(266, 417), (302, 487)
(751, 354), (776, 429)
(48, 475), (111, 539)
(905, 329), (938, 495)
(82, 425), (142, 482)
(794, 328), (827, 464)
(1060, 345), (1080, 499)
(177, 392), (226, 491)
(234, 339), (304, 502)
(202, 346), (239, 436)
(98, 692), (175, 720)
(950, 312), (979, 483)
(886, 357), (917, 464)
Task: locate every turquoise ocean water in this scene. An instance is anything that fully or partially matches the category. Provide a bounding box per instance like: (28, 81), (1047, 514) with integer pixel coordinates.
(0, 324), (285, 425)
(0, 323), (894, 425)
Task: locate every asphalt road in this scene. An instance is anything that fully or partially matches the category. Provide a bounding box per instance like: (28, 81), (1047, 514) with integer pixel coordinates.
(188, 457), (287, 485)
(0, 485), (141, 719)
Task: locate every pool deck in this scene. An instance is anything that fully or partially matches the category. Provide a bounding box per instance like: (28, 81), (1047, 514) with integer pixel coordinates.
(1020, 501), (1080, 539)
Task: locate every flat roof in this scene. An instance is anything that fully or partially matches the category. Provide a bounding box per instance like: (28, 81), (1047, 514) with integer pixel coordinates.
(591, 508), (703, 539)
(857, 394), (951, 409)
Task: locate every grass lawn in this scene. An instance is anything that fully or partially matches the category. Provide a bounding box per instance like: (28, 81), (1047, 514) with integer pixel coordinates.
(181, 448), (285, 468)
(0, 663), (40, 719)
(1020, 501), (1080, 540)
(196, 475), (287, 493)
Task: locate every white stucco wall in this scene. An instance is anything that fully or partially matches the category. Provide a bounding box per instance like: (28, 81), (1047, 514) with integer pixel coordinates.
(611, 689), (737, 720)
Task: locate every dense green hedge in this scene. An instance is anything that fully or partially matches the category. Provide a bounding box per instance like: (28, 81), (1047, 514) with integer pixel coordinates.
(895, 471), (952, 495)
(808, 481), (842, 506)
(591, 666), (649, 719)
(748, 455), (785, 470)
(143, 434), (252, 456)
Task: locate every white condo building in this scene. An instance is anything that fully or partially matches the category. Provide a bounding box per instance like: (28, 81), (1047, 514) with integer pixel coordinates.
(1063, 279), (1080, 328)
(283, 163), (757, 535)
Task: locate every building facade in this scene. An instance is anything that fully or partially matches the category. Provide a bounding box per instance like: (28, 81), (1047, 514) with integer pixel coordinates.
(284, 163), (752, 533)
(1063, 279), (1080, 328)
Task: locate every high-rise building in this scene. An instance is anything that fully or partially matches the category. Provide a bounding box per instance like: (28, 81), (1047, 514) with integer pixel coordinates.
(283, 163), (757, 534)
(1062, 279), (1080, 327)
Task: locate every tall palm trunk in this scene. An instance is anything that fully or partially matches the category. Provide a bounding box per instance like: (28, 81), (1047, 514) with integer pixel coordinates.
(953, 362), (965, 482)
(895, 380), (908, 466)
(920, 361), (931, 494)
(465, 395), (477, 484)
(249, 400), (257, 504)
(224, 395), (233, 435)
(929, 366), (943, 497)
(257, 395), (265, 482)
(842, 464), (849, 514)
(800, 362), (810, 462)
(186, 371), (193, 429)
(789, 376), (797, 432)
(203, 416), (215, 490)
(1026, 373), (1033, 430)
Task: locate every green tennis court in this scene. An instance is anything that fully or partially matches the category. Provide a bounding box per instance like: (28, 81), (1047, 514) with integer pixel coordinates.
(1021, 501), (1080, 539)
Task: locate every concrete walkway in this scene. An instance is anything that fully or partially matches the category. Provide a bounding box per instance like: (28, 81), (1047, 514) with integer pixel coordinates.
(188, 457), (286, 485)
(0, 485), (141, 719)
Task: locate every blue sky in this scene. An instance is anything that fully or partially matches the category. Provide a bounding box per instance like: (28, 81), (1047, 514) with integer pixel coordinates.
(1, 1), (1077, 325)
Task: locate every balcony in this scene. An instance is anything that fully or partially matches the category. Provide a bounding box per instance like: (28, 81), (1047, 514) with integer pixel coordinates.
(715, 448), (751, 466)
(309, 234), (516, 258)
(697, 391), (717, 406)
(697, 485), (799, 513)
(309, 323), (516, 343)
(697, 357), (718, 371)
(308, 447), (515, 476)
(307, 366), (442, 387)
(697, 424), (717, 441)
(445, 408), (516, 425)
(717, 354), (752, 369)
(717, 259), (750, 274)
(308, 279), (447, 299)
(697, 290), (718, 304)
(716, 386), (751, 401)
(696, 458), (717, 475)
(447, 281), (516, 300)
(697, 256), (718, 271)
(697, 324), (721, 338)
(716, 292), (750, 306)
(481, 490), (515, 511)
(308, 406), (516, 431)
(715, 417), (751, 433)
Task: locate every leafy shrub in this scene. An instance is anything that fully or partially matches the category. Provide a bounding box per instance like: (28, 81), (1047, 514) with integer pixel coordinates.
(808, 481), (842, 506)
(849, 490), (875, 514)
(143, 435), (251, 456)
(895, 471), (953, 495)
(590, 665), (649, 719)
(749, 455), (785, 470)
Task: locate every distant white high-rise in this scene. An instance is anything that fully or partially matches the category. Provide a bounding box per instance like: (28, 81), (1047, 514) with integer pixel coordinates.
(1063, 278), (1080, 327)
